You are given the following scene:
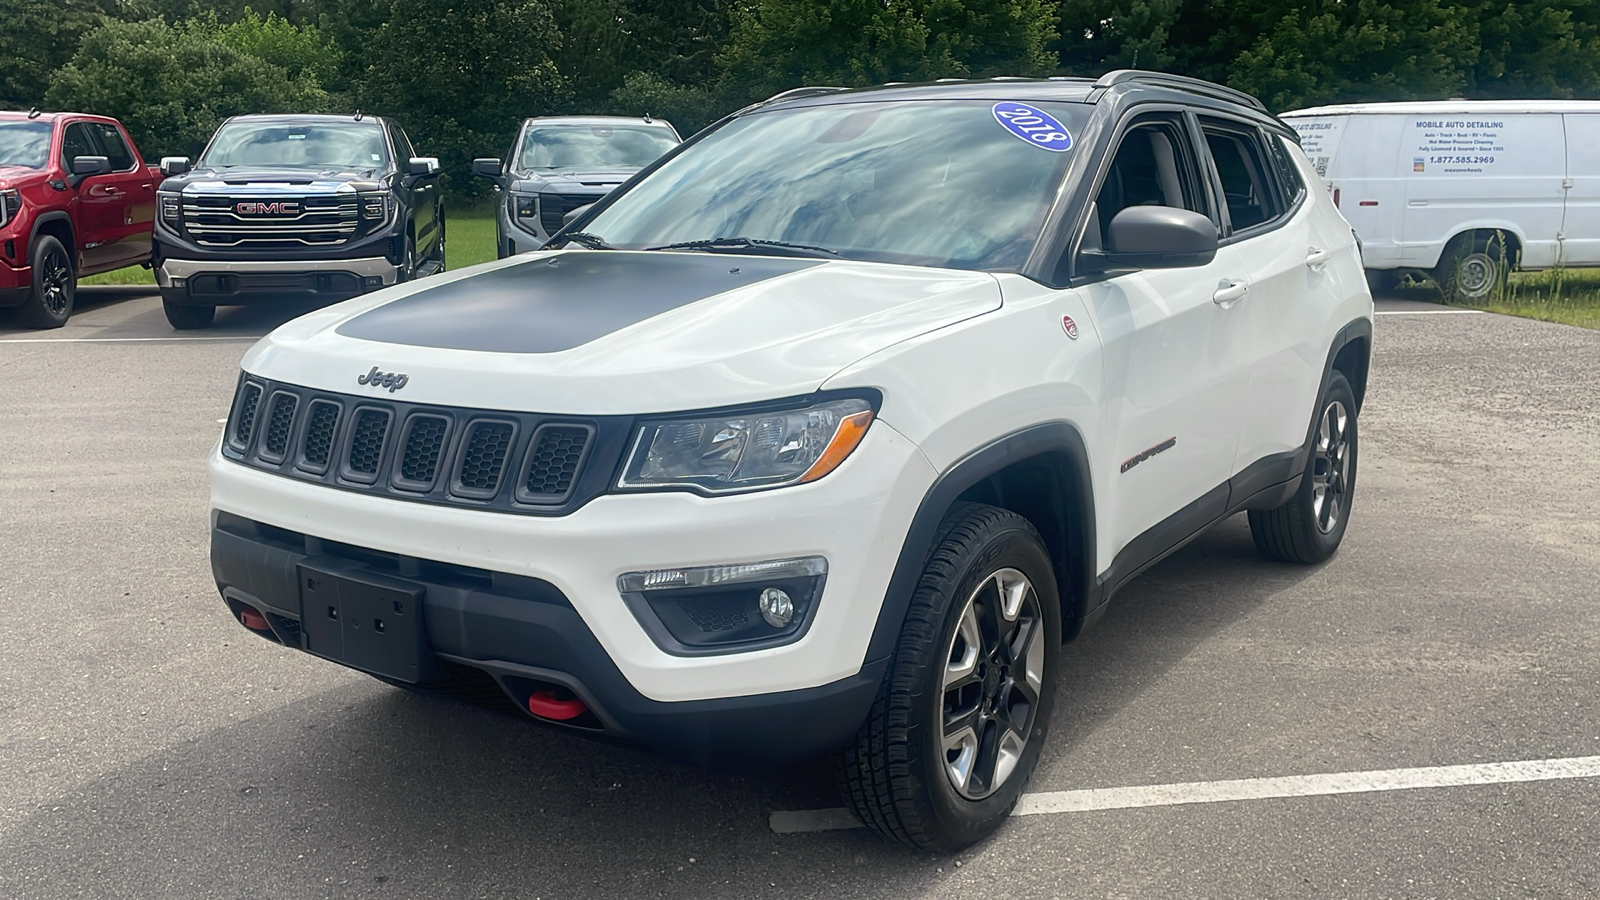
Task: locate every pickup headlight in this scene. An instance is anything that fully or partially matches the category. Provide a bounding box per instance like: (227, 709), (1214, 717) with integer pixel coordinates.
(617, 396), (875, 494)
(0, 189), (20, 227)
(513, 193), (537, 220)
(359, 190), (390, 220)
(158, 191), (180, 222)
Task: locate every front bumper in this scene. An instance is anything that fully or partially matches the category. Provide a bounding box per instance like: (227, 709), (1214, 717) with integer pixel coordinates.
(0, 262), (27, 306)
(157, 257), (401, 305)
(212, 416), (934, 704)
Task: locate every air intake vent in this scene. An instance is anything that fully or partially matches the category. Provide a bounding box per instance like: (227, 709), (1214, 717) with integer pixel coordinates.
(260, 393), (299, 461)
(453, 421), (515, 497)
(300, 400), (340, 471)
(345, 409), (391, 481)
(232, 383), (263, 448)
(396, 414), (449, 488)
(518, 424), (592, 503)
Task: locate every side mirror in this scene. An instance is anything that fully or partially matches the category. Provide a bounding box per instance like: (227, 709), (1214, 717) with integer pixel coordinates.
(407, 156), (440, 177)
(160, 156), (191, 178)
(471, 158), (503, 180)
(70, 155), (112, 180)
(562, 203), (595, 228)
(1099, 206), (1218, 269)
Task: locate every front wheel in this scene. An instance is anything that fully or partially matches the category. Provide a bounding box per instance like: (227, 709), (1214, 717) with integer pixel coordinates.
(835, 503), (1061, 852)
(1249, 371), (1358, 563)
(16, 235), (75, 328)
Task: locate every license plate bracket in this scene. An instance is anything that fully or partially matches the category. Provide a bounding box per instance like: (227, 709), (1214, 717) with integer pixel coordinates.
(297, 559), (432, 683)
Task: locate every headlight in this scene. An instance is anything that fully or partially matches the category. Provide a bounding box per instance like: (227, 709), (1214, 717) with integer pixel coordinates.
(514, 194), (537, 219)
(617, 396), (875, 494)
(158, 191), (180, 222)
(0, 189), (19, 227)
(359, 190), (390, 220)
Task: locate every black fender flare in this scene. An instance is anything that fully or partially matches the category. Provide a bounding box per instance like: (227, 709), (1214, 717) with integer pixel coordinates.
(865, 422), (1098, 664)
(28, 211), (77, 266)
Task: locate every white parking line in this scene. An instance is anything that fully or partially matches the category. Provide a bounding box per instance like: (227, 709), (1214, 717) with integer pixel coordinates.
(0, 336), (257, 343)
(1374, 309), (1484, 315)
(769, 755), (1600, 834)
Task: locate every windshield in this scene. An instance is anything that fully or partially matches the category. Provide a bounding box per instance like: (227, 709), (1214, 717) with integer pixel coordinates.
(200, 121), (388, 170)
(0, 121), (53, 169)
(576, 100), (1088, 271)
(517, 124), (679, 171)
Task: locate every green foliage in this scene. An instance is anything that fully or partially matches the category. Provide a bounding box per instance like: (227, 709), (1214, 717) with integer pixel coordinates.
(717, 0), (1059, 103)
(45, 18), (329, 160)
(606, 72), (723, 136)
(350, 0), (567, 202)
(211, 10), (343, 88)
(0, 0), (123, 109)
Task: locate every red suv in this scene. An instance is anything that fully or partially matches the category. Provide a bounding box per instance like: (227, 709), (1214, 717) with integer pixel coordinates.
(0, 111), (159, 328)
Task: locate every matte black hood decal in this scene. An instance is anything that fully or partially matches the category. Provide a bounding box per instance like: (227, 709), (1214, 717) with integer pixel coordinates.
(336, 252), (823, 354)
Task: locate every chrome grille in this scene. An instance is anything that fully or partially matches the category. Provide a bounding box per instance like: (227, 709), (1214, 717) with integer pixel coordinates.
(222, 377), (616, 516)
(181, 194), (358, 247)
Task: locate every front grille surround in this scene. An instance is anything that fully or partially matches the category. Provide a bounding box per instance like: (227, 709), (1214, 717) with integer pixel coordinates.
(181, 194), (360, 249)
(222, 376), (628, 517)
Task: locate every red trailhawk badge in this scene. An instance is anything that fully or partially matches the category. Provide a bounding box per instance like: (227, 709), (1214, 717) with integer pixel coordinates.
(1061, 315), (1080, 339)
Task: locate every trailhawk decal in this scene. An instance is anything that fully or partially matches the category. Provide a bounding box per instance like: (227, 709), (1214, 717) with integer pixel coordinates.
(336, 252), (822, 354)
(992, 103), (1073, 152)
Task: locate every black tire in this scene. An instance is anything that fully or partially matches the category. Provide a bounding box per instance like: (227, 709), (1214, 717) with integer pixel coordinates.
(1434, 232), (1509, 304)
(162, 295), (215, 329)
(1249, 371), (1358, 564)
(16, 235), (75, 328)
(398, 233), (417, 282)
(835, 502), (1061, 852)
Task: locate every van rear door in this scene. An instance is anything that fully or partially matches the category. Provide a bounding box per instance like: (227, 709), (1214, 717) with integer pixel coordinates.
(1560, 114), (1600, 265)
(1289, 114), (1406, 269)
(1401, 114), (1565, 269)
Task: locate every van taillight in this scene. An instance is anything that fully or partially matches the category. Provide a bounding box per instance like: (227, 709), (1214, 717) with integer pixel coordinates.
(1333, 188), (1341, 208)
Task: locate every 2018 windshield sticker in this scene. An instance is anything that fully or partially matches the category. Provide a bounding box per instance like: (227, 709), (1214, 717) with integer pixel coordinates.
(992, 103), (1073, 152)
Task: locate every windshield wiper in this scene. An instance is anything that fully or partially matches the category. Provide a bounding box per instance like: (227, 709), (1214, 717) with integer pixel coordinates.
(557, 232), (615, 250)
(643, 237), (839, 258)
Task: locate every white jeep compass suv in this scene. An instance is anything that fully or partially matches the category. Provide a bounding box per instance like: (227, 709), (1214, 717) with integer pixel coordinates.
(209, 71), (1373, 851)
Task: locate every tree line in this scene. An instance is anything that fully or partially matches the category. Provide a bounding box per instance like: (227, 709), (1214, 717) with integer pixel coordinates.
(5, 1), (1598, 202)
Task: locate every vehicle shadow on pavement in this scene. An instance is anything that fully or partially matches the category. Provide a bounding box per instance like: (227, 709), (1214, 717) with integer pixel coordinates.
(0, 517), (1314, 900)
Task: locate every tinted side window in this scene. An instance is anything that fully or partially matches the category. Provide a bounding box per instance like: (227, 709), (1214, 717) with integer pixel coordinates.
(94, 123), (135, 170)
(391, 125), (415, 162)
(1092, 117), (1209, 246)
(1266, 133), (1306, 208)
(1201, 120), (1280, 232)
(60, 122), (99, 166)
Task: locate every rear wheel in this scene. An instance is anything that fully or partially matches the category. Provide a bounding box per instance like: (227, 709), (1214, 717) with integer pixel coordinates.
(1434, 233), (1509, 304)
(17, 235), (75, 329)
(162, 295), (215, 329)
(1249, 371), (1358, 564)
(835, 503), (1060, 852)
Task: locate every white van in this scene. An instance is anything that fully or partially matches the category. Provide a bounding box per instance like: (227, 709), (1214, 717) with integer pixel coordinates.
(1280, 100), (1600, 300)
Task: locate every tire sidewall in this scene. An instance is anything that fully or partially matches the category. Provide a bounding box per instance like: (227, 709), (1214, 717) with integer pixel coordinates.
(27, 235), (75, 327)
(914, 520), (1062, 847)
(1296, 372), (1359, 557)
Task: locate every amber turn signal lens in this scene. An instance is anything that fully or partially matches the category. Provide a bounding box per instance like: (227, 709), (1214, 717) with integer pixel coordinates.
(800, 410), (874, 483)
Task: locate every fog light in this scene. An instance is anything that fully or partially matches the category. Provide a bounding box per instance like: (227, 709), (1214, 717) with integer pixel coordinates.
(759, 587), (793, 627)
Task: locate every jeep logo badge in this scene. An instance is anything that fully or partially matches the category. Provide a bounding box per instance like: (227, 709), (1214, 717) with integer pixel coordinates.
(236, 201), (299, 215)
(357, 366), (408, 392)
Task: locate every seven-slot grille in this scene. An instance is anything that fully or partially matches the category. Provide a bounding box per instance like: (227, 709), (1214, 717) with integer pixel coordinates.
(181, 194), (358, 248)
(223, 376), (603, 514)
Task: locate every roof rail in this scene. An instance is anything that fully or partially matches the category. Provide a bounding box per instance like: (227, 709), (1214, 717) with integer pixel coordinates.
(1092, 70), (1266, 112)
(762, 86), (849, 104)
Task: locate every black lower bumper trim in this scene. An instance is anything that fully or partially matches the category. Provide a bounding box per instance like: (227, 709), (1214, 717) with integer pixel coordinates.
(210, 514), (882, 769)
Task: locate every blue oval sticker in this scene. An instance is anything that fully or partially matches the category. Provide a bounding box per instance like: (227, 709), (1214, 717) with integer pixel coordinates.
(992, 102), (1073, 152)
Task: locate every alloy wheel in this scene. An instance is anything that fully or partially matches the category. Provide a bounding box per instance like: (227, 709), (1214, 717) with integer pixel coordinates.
(40, 246), (71, 315)
(940, 567), (1045, 800)
(1311, 399), (1352, 534)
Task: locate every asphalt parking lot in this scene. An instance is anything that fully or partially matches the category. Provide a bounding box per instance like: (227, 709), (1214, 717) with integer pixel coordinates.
(2, 288), (1597, 898)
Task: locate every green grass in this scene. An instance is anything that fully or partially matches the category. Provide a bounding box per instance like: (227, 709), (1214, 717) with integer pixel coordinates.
(1402, 267), (1600, 330)
(79, 212), (500, 286)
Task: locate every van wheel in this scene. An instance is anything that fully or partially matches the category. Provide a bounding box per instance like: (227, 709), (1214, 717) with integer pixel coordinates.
(1435, 234), (1508, 304)
(17, 235), (75, 329)
(835, 502), (1060, 852)
(1249, 371), (1358, 564)
(162, 296), (215, 329)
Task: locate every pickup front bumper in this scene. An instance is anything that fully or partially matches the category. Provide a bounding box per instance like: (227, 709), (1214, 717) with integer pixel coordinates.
(157, 257), (401, 306)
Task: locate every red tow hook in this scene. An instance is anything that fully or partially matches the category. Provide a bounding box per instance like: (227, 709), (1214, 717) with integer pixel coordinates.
(527, 690), (587, 721)
(239, 607), (271, 632)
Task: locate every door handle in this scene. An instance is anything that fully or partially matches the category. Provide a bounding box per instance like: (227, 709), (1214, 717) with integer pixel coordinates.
(1305, 247), (1331, 268)
(1213, 280), (1248, 306)
(104, 187), (122, 195)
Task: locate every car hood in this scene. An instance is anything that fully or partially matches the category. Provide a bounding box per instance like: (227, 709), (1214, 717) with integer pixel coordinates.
(507, 168), (639, 193)
(0, 165), (45, 189)
(242, 250), (1002, 414)
(162, 167), (385, 193)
